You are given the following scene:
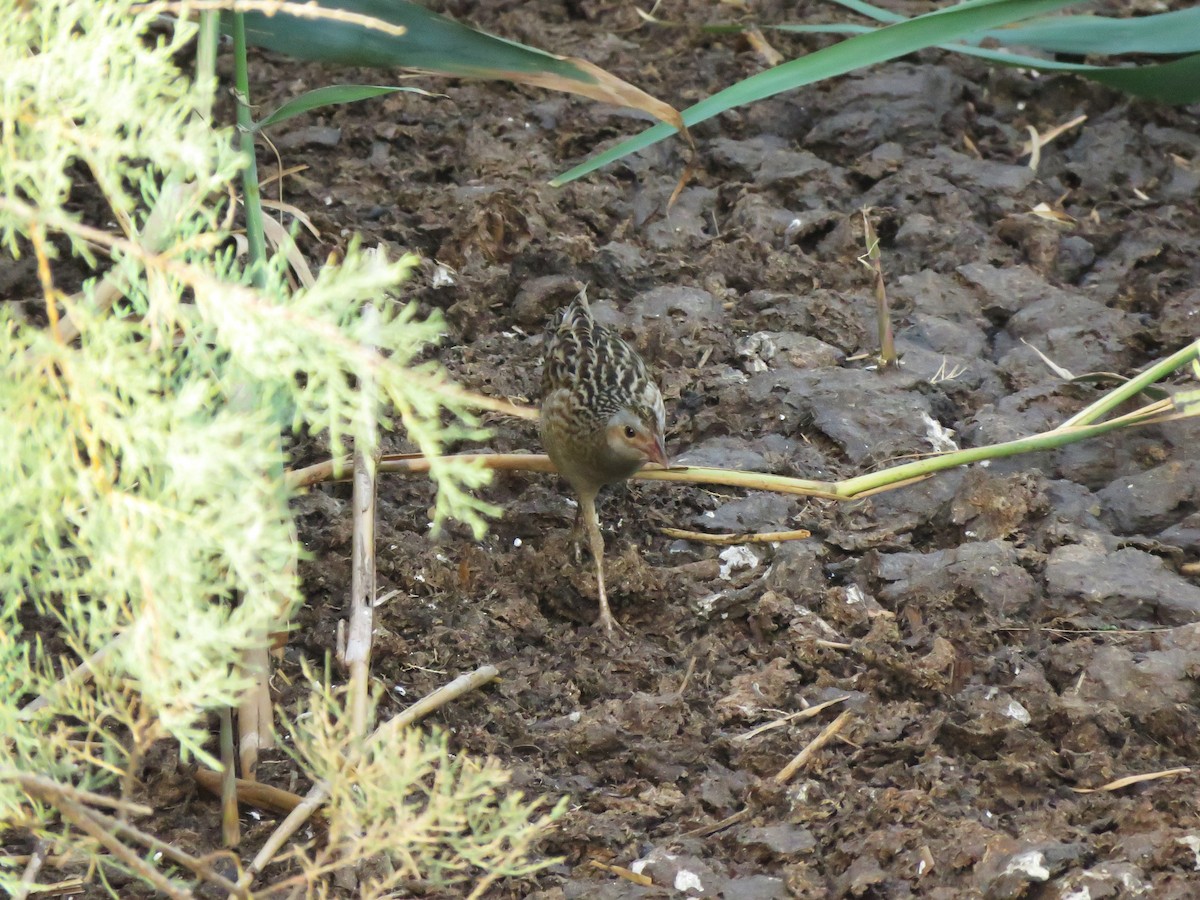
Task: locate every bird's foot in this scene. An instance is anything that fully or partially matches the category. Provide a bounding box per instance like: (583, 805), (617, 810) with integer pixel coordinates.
(595, 585), (626, 638)
(595, 607), (626, 638)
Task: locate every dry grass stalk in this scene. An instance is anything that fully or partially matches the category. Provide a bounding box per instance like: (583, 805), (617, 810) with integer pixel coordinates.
(774, 710), (855, 784)
(735, 696), (850, 743)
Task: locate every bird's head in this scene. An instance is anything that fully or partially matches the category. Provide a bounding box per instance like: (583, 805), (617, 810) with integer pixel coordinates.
(604, 406), (669, 470)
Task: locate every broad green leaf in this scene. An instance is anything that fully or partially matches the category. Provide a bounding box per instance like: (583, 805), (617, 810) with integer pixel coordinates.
(552, 0), (1079, 185)
(255, 85), (437, 131)
(233, 0), (683, 133)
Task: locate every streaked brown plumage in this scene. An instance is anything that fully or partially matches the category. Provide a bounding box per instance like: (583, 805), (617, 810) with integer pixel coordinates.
(540, 291), (668, 633)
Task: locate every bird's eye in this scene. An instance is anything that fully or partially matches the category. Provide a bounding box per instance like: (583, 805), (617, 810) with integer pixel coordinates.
(623, 425), (637, 439)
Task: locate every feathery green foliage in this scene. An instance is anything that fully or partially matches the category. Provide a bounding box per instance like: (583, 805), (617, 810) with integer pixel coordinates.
(286, 681), (567, 896)
(0, 0), (552, 893)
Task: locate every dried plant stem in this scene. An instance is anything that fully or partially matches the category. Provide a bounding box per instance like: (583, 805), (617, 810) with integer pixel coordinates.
(12, 838), (50, 900)
(860, 207), (897, 368)
(194, 767), (309, 817)
(369, 664), (501, 746)
(285, 342), (1198, 525)
(685, 806), (751, 837)
(774, 710), (854, 784)
(14, 773), (250, 896)
(55, 799), (191, 900)
(1070, 766), (1191, 793)
(97, 807), (250, 898)
(219, 706), (241, 848)
(2, 772), (152, 817)
(659, 526), (812, 545)
(239, 780), (332, 891)
(735, 696), (850, 743)
(346, 304), (381, 741)
(237, 643), (274, 779)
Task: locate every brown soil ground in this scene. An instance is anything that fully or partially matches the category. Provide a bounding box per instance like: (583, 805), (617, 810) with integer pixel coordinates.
(12, 0), (1200, 897)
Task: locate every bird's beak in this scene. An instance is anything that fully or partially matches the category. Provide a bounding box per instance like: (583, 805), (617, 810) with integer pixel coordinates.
(643, 433), (670, 470)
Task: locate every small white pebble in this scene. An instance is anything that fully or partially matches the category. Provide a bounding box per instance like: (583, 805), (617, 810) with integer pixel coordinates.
(1004, 850), (1049, 881)
(675, 869), (705, 893)
(719, 546), (759, 579)
(1004, 700), (1031, 725)
(1176, 835), (1200, 870)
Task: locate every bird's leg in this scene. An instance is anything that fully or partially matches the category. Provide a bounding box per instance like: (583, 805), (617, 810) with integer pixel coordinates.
(569, 503), (584, 565)
(579, 492), (617, 634)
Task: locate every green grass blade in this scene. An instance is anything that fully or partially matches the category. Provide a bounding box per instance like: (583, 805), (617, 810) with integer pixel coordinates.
(983, 8), (1200, 55)
(255, 85), (436, 131)
(768, 25), (1200, 104)
(949, 46), (1200, 104)
(824, 0), (905, 25)
(552, 0), (1078, 185)
(823, 0), (1200, 54)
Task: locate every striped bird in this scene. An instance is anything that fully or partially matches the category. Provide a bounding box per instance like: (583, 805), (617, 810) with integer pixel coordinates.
(540, 291), (668, 633)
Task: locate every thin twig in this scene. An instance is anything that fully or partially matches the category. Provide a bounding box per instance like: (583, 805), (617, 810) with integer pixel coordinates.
(1070, 767), (1191, 793)
(677, 656), (697, 695)
(346, 304), (381, 741)
(2, 771), (152, 817)
(587, 859), (653, 886)
(16, 773), (249, 896)
(370, 665), (501, 745)
(774, 710), (854, 785)
(12, 838), (51, 900)
(239, 780), (331, 891)
(57, 797), (193, 900)
(219, 706), (241, 848)
(659, 526), (812, 545)
(96, 804), (251, 898)
(194, 767), (310, 818)
(735, 696), (850, 743)
(289, 452), (841, 499)
(685, 806), (751, 837)
(994, 625), (1173, 636)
